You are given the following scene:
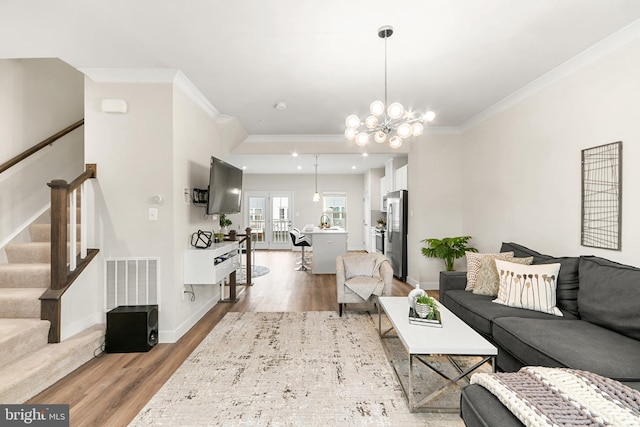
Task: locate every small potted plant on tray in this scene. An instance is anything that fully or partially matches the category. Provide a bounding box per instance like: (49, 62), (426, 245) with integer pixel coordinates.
(414, 295), (440, 321)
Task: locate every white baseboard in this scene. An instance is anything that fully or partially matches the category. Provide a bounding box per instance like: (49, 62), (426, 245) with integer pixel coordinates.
(405, 275), (439, 291)
(160, 290), (220, 343)
(61, 312), (104, 342)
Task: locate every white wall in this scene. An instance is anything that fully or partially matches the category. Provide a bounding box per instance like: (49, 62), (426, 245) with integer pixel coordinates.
(0, 59), (84, 251)
(83, 72), (246, 343)
(460, 36), (640, 266)
(242, 174), (365, 249)
(409, 34), (640, 291)
(406, 133), (464, 288)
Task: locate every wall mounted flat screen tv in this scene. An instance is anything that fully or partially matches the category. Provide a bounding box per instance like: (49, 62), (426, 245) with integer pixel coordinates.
(206, 156), (243, 214)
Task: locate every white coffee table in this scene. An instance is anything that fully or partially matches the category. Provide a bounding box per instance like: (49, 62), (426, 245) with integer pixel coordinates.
(377, 296), (497, 412)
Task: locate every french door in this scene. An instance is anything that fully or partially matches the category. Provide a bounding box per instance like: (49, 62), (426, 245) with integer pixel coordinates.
(245, 191), (293, 250)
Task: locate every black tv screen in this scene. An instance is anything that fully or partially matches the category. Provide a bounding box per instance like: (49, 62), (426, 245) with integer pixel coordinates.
(206, 156), (243, 214)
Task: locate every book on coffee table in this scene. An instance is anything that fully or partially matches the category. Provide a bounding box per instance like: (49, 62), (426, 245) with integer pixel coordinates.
(408, 307), (442, 327)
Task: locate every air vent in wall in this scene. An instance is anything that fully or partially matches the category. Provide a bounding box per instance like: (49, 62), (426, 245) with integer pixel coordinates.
(105, 258), (160, 311)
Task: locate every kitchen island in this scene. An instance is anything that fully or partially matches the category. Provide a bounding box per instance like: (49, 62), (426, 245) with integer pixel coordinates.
(302, 227), (348, 274)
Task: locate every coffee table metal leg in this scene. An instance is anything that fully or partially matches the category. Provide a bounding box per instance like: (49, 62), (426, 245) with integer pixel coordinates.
(409, 354), (414, 411)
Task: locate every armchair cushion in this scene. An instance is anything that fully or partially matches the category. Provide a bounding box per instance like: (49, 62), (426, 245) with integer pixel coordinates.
(336, 253), (393, 304)
(342, 253), (378, 279)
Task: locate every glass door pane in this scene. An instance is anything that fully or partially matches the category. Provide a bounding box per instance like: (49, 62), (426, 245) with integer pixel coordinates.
(269, 193), (292, 249)
(247, 194), (267, 249)
(245, 192), (293, 250)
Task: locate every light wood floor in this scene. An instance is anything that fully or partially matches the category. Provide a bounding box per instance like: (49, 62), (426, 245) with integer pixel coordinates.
(28, 250), (435, 426)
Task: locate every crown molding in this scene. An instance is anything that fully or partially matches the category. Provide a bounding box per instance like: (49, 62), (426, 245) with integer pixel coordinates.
(460, 18), (640, 132)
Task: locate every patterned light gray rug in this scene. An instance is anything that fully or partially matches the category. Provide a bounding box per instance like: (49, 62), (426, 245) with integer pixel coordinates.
(236, 265), (269, 285)
(130, 312), (478, 426)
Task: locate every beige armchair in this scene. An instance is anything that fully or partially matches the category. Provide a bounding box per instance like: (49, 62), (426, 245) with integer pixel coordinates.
(336, 252), (393, 316)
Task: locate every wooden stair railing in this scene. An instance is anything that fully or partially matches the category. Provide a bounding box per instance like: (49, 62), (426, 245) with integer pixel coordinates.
(40, 164), (99, 343)
(0, 119), (84, 175)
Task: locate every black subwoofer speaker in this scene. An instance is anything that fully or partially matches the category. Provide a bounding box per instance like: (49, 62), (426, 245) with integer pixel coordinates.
(105, 305), (158, 353)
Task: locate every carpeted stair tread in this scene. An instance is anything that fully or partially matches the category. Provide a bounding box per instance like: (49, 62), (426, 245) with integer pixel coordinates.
(0, 324), (105, 404)
(0, 288), (45, 318)
(5, 242), (80, 264)
(0, 318), (50, 367)
(29, 223), (82, 242)
(0, 263), (50, 288)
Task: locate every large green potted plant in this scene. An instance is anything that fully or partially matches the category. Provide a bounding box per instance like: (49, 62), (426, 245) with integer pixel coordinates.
(421, 236), (477, 271)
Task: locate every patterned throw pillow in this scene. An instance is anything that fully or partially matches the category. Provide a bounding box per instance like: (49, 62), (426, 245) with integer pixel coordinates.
(473, 257), (533, 296)
(465, 251), (514, 291)
(493, 259), (563, 316)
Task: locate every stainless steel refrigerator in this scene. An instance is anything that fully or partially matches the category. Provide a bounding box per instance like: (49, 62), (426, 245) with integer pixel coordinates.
(385, 190), (408, 281)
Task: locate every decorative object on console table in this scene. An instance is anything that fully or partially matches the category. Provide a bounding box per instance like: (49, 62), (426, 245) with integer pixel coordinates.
(219, 214), (232, 235)
(421, 235), (478, 271)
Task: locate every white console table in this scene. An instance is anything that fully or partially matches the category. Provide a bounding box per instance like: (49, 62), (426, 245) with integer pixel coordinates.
(184, 241), (240, 302)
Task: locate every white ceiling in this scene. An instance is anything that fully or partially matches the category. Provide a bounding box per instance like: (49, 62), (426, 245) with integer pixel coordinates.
(2, 1), (640, 173)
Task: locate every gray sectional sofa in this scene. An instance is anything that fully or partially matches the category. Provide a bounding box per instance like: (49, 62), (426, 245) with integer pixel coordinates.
(438, 242), (640, 427)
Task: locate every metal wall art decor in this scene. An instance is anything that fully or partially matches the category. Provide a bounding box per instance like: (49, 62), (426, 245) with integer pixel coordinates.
(581, 141), (622, 250)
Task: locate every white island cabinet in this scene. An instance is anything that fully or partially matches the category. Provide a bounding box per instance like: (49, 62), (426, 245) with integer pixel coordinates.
(304, 228), (348, 274)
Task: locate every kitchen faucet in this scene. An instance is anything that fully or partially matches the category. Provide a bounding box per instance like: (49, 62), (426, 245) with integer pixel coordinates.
(320, 214), (331, 228)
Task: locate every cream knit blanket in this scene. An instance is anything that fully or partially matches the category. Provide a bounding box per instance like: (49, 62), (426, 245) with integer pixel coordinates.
(344, 256), (387, 300)
(471, 366), (640, 426)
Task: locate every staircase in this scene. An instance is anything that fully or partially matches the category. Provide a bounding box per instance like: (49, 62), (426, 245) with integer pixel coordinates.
(0, 211), (104, 403)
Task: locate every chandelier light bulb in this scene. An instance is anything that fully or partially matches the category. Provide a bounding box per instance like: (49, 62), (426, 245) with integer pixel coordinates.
(374, 131), (387, 144)
(355, 132), (370, 146)
(397, 123), (413, 138)
(424, 110), (436, 122)
(389, 136), (403, 149)
(313, 192), (320, 202)
(365, 115), (378, 129)
(387, 102), (404, 119)
(344, 128), (357, 140)
(346, 115), (360, 129)
(370, 100), (385, 116)
(412, 122), (424, 136)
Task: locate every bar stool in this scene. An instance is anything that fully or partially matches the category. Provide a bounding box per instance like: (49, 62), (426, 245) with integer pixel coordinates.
(290, 228), (311, 271)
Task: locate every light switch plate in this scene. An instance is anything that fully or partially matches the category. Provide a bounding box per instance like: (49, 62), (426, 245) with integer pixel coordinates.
(148, 207), (158, 221)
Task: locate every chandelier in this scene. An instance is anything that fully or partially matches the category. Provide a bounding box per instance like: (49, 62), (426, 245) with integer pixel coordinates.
(344, 26), (435, 149)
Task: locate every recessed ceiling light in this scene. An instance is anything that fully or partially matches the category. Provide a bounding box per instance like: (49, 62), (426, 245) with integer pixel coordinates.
(297, 165), (302, 170)
(292, 152), (298, 157)
(274, 101), (287, 110)
(362, 153), (368, 157)
(351, 166), (356, 170)
(242, 166), (247, 170)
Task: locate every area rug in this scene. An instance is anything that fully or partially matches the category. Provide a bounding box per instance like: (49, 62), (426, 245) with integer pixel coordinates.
(130, 312), (475, 426)
(236, 265), (269, 284)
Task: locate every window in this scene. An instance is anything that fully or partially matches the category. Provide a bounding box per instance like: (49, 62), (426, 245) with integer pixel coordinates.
(323, 193), (347, 229)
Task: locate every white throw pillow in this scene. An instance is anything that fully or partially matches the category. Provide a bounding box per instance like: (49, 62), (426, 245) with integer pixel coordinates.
(493, 259), (563, 316)
(465, 251), (514, 291)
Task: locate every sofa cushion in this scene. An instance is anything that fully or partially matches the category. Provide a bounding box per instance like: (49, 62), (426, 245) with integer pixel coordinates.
(492, 317), (640, 382)
(442, 290), (573, 339)
(460, 384), (524, 427)
(493, 260), (563, 316)
(500, 242), (579, 316)
(578, 256), (640, 341)
(473, 256), (533, 297)
(465, 251), (514, 291)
